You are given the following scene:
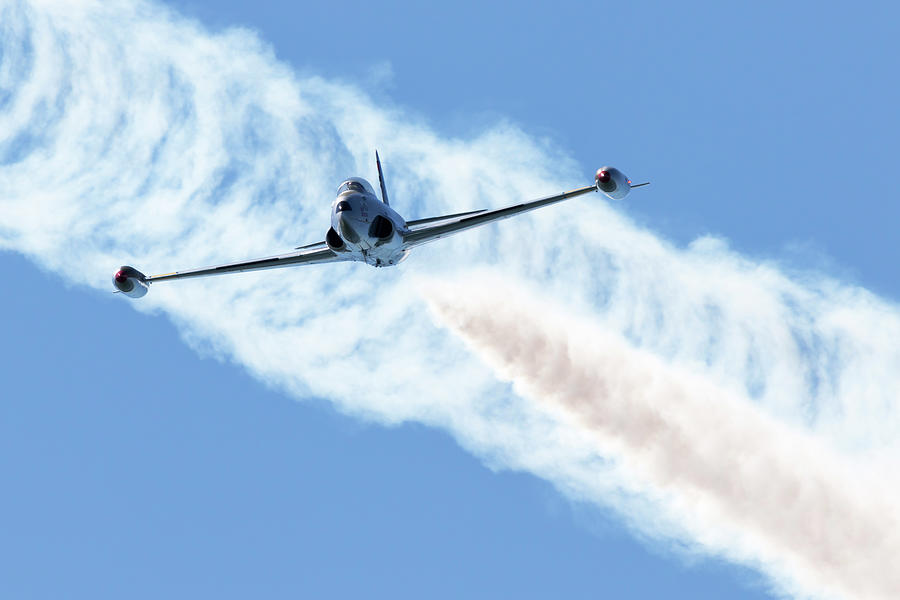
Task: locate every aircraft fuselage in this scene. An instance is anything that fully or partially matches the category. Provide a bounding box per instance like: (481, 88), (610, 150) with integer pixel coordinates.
(329, 177), (409, 267)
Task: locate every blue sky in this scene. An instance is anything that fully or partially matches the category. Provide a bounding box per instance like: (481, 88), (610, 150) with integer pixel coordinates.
(2, 254), (764, 598)
(2, 1), (898, 599)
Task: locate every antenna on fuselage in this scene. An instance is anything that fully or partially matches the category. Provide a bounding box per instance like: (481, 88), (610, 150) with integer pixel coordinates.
(375, 150), (390, 206)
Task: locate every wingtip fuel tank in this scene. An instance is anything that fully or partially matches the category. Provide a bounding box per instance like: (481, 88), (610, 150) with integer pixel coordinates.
(594, 167), (632, 200)
(113, 266), (149, 298)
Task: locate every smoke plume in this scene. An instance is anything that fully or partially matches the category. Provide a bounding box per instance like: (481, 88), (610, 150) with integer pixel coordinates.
(424, 277), (900, 600)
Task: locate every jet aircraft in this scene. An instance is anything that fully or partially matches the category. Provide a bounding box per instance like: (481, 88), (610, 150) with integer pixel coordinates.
(113, 153), (647, 298)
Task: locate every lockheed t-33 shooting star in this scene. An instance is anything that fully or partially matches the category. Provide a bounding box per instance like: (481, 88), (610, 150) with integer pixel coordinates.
(113, 153), (648, 298)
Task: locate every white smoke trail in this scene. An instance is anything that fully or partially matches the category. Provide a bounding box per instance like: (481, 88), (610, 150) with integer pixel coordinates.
(1, 1), (899, 598)
(424, 276), (900, 600)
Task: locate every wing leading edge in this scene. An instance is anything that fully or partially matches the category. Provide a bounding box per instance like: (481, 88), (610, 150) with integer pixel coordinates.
(145, 242), (342, 283)
(402, 184), (598, 247)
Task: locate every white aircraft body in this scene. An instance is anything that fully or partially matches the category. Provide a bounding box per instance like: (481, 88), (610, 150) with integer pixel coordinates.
(113, 153), (647, 298)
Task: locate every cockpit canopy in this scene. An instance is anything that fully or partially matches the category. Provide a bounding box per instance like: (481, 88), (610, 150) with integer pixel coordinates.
(337, 180), (367, 195)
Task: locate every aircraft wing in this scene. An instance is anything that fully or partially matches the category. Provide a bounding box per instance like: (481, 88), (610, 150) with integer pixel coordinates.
(144, 241), (342, 284)
(402, 184), (598, 247)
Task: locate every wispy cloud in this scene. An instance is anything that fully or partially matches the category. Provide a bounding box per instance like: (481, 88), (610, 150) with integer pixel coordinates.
(1, 1), (898, 598)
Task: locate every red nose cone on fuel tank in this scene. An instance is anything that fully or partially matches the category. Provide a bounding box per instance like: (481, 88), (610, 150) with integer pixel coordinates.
(596, 169), (611, 184)
(115, 270), (129, 284)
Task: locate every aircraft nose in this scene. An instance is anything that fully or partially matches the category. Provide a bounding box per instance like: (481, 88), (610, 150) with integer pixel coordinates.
(337, 213), (361, 244)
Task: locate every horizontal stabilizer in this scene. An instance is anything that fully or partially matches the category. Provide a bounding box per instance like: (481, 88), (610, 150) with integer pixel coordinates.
(295, 240), (325, 250)
(406, 209), (487, 228)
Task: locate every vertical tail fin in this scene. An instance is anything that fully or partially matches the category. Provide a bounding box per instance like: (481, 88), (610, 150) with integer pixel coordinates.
(375, 150), (390, 206)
